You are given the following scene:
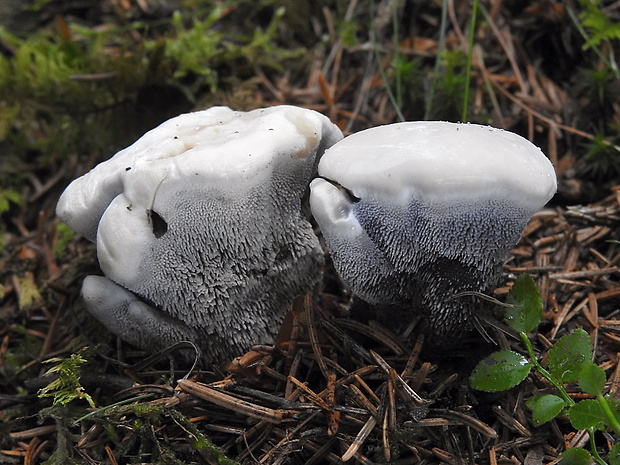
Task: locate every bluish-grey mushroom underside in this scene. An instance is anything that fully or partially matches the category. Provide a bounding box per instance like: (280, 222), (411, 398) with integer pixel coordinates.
(315, 193), (534, 334)
(57, 105), (344, 362)
(309, 121), (557, 335)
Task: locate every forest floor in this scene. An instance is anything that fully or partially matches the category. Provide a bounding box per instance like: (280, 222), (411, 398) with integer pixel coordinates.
(1, 1), (620, 464)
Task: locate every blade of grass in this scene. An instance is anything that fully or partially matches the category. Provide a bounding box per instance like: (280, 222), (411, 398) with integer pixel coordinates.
(392, 0), (403, 114)
(74, 393), (155, 424)
(370, 0), (405, 122)
(461, 0), (479, 122)
(425, 0), (449, 120)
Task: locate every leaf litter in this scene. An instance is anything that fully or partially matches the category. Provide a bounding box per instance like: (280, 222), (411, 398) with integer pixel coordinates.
(1, 0), (620, 464)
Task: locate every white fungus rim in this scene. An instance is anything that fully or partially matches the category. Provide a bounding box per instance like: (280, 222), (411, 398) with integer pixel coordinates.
(317, 121), (557, 208)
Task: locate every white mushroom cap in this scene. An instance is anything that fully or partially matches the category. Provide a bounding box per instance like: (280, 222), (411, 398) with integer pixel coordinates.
(57, 105), (343, 362)
(317, 121), (556, 208)
(310, 121), (557, 334)
(58, 106), (338, 242)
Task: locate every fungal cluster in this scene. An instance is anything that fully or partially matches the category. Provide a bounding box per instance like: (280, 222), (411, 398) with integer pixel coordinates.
(57, 107), (557, 363)
(57, 106), (343, 362)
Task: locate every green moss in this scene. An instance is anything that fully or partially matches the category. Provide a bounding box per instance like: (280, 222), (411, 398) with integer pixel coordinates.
(0, 2), (306, 201)
(578, 0), (620, 50)
(38, 349), (96, 408)
(53, 222), (75, 259)
(581, 130), (620, 180)
(167, 409), (239, 465)
(426, 49), (469, 121)
(0, 188), (22, 215)
(1, 325), (44, 376)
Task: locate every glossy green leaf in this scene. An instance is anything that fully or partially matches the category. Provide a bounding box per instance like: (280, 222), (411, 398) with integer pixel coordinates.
(548, 329), (592, 383)
(569, 399), (606, 430)
(560, 447), (594, 465)
(526, 394), (567, 425)
(578, 363), (606, 396)
(608, 442), (620, 465)
(504, 274), (543, 333)
(469, 350), (531, 392)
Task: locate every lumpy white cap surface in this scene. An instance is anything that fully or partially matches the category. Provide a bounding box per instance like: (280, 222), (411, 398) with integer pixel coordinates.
(57, 105), (343, 242)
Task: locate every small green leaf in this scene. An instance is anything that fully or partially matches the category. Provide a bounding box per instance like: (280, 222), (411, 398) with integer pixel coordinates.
(548, 329), (592, 383)
(560, 447), (594, 465)
(470, 350), (531, 392)
(609, 442), (620, 465)
(578, 363), (606, 396)
(504, 274), (543, 333)
(569, 399), (606, 430)
(526, 394), (567, 425)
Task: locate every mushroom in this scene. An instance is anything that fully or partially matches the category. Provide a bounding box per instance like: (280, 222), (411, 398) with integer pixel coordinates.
(309, 121), (557, 335)
(57, 105), (343, 363)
